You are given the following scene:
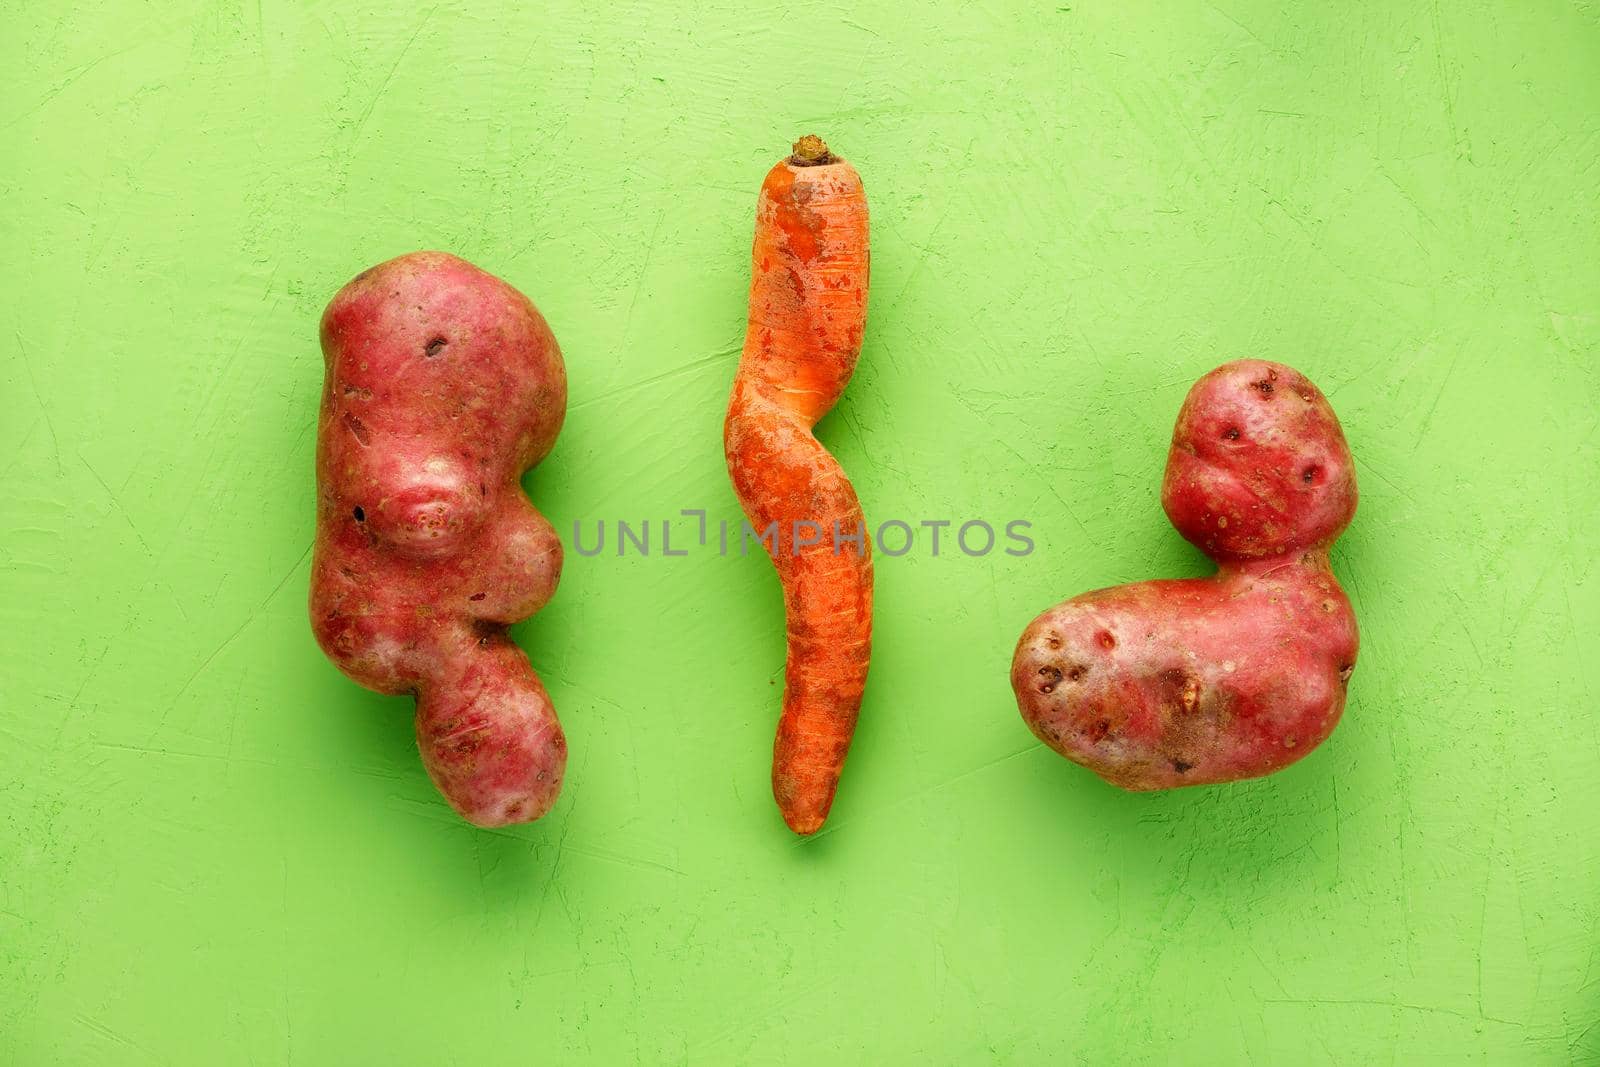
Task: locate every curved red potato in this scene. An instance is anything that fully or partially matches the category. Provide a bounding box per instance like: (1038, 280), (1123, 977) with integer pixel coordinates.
(310, 252), (568, 826)
(1013, 360), (1360, 789)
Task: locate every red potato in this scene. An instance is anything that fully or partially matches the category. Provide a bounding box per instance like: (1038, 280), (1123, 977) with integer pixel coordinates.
(310, 252), (568, 827)
(1012, 360), (1359, 789)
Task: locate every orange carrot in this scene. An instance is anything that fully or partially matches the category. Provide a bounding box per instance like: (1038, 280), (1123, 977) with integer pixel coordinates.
(724, 134), (872, 835)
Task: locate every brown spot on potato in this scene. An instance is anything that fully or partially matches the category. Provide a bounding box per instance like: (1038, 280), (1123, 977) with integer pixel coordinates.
(1096, 630), (1116, 650)
(352, 506), (366, 522)
(1252, 378), (1275, 397)
(1066, 664), (1087, 682)
(1283, 736), (1298, 748)
(1302, 464), (1320, 484)
(341, 410), (371, 446)
(469, 592), (487, 601)
(1154, 668), (1204, 725)
(425, 336), (448, 357)
(1223, 427), (1241, 440)
(1158, 668), (1201, 715)
(1037, 664), (1062, 694)
(1339, 664), (1354, 686)
(1172, 759), (1193, 773)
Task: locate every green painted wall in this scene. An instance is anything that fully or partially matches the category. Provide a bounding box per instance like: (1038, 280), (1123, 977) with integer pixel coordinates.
(3, 1), (1597, 1062)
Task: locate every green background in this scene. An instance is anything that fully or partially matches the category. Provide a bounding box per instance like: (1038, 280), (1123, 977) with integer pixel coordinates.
(4, 0), (1597, 1062)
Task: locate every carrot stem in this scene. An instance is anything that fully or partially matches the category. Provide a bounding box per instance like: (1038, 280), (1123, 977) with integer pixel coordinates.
(789, 133), (833, 166)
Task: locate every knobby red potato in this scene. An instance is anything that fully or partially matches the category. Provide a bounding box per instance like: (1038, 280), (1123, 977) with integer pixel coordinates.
(725, 135), (873, 835)
(1013, 360), (1359, 789)
(310, 252), (568, 827)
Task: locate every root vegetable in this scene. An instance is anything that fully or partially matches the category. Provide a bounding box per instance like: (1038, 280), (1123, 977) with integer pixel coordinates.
(724, 135), (873, 834)
(1012, 360), (1360, 789)
(310, 251), (568, 827)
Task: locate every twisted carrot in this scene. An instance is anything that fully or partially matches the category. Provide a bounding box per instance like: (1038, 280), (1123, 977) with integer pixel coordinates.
(724, 135), (872, 835)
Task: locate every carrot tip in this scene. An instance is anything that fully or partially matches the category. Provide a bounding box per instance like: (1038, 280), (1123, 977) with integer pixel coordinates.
(784, 810), (826, 835)
(790, 134), (833, 166)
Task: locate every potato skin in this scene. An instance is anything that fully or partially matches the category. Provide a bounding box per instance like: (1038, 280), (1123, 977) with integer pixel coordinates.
(309, 252), (568, 826)
(1013, 360), (1359, 789)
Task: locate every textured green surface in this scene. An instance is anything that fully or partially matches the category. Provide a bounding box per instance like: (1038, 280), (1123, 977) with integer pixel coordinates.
(4, 1), (1598, 1063)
